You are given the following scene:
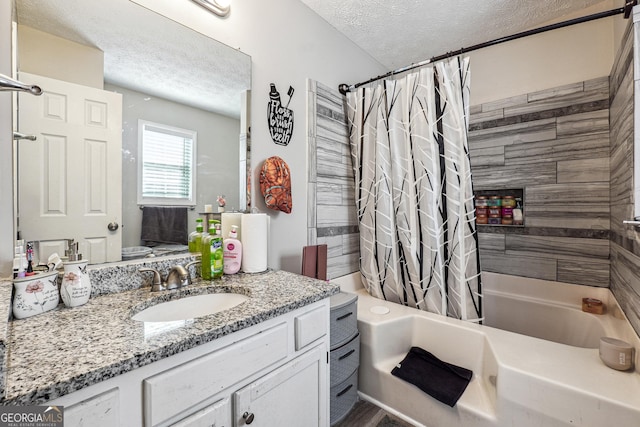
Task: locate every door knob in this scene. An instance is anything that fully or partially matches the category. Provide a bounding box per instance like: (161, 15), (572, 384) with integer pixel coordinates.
(242, 412), (255, 424)
(107, 222), (119, 231)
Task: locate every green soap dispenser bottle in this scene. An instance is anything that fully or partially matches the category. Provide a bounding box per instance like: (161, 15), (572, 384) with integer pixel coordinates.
(188, 218), (204, 253)
(202, 220), (224, 280)
(201, 221), (216, 280)
(211, 222), (224, 279)
(202, 219), (214, 242)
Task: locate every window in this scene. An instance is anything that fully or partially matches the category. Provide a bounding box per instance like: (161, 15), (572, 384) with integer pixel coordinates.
(138, 120), (197, 206)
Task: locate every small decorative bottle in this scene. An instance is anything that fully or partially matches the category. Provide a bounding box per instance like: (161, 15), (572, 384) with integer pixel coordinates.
(217, 195), (226, 213)
(513, 197), (524, 226)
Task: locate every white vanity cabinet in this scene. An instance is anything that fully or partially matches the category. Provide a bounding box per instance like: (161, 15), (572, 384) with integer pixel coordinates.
(47, 298), (330, 427)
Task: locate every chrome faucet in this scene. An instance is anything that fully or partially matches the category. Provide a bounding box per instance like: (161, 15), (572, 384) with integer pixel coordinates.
(139, 261), (199, 291)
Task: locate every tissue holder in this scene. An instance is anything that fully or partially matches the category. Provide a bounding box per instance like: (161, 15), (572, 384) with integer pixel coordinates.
(12, 271), (60, 319)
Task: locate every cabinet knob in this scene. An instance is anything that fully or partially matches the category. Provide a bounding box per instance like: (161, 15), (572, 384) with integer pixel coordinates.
(242, 412), (255, 424)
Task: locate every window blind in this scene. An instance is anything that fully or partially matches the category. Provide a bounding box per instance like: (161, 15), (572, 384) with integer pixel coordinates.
(138, 121), (196, 205)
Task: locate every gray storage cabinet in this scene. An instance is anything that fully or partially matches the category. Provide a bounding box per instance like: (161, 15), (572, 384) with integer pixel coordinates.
(329, 292), (359, 425)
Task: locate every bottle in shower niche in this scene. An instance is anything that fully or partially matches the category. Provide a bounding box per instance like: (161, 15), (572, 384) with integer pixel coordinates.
(487, 196), (502, 225)
(188, 218), (204, 253)
(513, 197), (524, 225)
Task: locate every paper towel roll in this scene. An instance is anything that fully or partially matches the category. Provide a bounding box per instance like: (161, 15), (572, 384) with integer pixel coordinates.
(241, 213), (268, 273)
(222, 212), (243, 240)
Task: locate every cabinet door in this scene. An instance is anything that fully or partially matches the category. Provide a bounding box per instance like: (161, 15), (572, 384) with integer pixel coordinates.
(234, 346), (327, 427)
(171, 398), (230, 427)
(64, 388), (119, 427)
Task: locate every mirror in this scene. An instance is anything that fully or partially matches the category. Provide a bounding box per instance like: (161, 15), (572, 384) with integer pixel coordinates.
(14, 0), (251, 265)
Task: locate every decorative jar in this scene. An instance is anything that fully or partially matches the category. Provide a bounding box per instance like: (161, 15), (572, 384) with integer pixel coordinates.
(501, 196), (516, 207)
(475, 196), (488, 207)
(60, 260), (91, 308)
(488, 196), (501, 207)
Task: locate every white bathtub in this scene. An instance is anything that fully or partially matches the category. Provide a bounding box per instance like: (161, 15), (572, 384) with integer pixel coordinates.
(483, 273), (636, 349)
(332, 272), (640, 427)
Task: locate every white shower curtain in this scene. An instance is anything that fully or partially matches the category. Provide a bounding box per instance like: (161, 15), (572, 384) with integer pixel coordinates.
(345, 56), (482, 322)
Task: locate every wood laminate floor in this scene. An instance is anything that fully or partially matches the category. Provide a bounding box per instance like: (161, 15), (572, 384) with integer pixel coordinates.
(333, 399), (415, 427)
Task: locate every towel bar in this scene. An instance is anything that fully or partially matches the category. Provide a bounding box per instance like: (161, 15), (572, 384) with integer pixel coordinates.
(139, 205), (195, 210)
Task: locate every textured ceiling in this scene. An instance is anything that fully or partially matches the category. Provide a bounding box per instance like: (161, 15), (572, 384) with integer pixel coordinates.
(15, 0), (612, 114)
(15, 0), (250, 118)
(300, 0), (610, 70)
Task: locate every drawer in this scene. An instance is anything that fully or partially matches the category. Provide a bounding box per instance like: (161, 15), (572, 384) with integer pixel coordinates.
(330, 292), (358, 349)
(330, 370), (358, 425)
(143, 323), (287, 427)
(170, 397), (230, 427)
(330, 332), (359, 386)
(294, 304), (328, 351)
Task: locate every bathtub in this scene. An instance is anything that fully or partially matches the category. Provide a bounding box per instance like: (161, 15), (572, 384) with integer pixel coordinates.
(332, 272), (640, 427)
(483, 273), (638, 349)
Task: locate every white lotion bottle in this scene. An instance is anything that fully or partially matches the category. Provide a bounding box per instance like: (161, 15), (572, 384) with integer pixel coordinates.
(223, 225), (243, 274)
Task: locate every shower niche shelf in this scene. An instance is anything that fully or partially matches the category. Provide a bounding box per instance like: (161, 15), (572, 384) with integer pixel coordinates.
(474, 188), (524, 228)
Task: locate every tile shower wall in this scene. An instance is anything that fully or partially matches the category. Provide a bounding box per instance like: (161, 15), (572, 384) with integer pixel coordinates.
(304, 34), (640, 336)
(307, 80), (359, 279)
(610, 19), (640, 334)
(469, 77), (611, 287)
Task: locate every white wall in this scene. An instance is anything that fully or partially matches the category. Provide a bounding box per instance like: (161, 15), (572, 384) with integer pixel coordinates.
(132, 0), (387, 273)
(469, 1), (618, 105)
(18, 25), (104, 89)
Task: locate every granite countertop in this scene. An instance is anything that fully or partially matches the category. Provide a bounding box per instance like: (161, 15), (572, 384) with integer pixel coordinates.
(1, 270), (339, 405)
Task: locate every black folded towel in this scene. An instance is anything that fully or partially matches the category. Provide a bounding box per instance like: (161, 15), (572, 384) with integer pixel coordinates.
(141, 206), (188, 245)
(391, 346), (473, 407)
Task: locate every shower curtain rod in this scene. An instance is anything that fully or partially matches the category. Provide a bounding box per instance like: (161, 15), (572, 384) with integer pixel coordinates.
(338, 1), (638, 95)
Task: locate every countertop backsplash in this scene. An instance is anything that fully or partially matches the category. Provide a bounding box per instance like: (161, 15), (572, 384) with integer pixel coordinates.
(88, 253), (200, 297)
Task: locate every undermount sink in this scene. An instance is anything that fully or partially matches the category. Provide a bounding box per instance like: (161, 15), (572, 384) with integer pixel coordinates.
(131, 293), (250, 322)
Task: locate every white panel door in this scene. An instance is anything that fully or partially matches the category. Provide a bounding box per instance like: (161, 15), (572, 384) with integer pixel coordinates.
(17, 72), (122, 264)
